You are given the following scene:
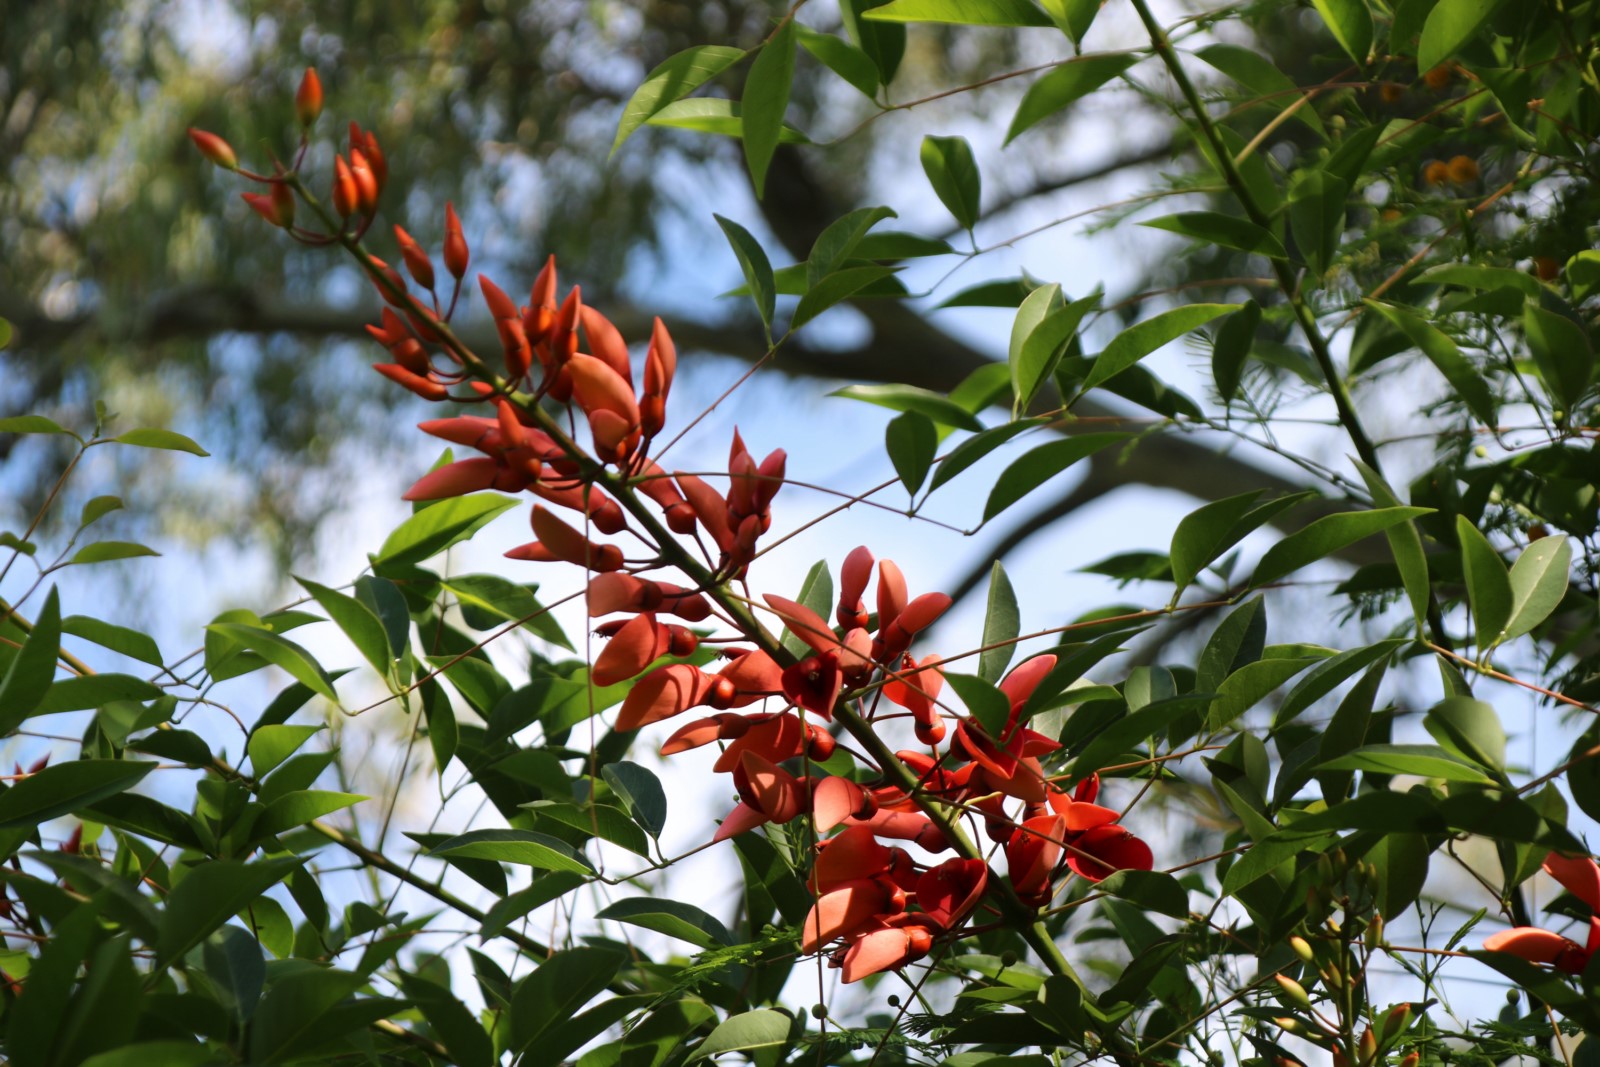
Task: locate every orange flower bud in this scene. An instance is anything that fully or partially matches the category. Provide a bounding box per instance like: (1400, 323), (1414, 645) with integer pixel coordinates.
(1421, 160), (1450, 187)
(1378, 81), (1403, 104)
(241, 182), (295, 228)
(393, 226), (435, 290)
(357, 127), (387, 190)
(1532, 256), (1560, 281)
(1421, 64), (1452, 90)
(295, 68), (323, 126)
(332, 154), (358, 217)
(1446, 154), (1479, 184)
(188, 128), (238, 170)
(443, 202), (469, 279)
(349, 148), (380, 213)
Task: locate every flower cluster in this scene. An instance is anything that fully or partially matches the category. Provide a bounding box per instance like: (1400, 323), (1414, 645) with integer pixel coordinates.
(192, 71), (1153, 985)
(1483, 852), (1600, 974)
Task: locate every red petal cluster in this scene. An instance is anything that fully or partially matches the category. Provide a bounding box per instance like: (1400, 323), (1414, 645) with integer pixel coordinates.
(1483, 852), (1600, 974)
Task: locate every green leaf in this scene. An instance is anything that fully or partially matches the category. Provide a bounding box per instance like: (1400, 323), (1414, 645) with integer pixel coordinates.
(1287, 170), (1349, 277)
(1071, 694), (1210, 778)
(1006, 53), (1138, 143)
(1418, 0), (1511, 72)
(248, 968), (394, 1064)
(929, 419), (1041, 492)
(1222, 830), (1337, 895)
(796, 26), (880, 99)
(480, 872), (587, 939)
(864, 0), (1053, 25)
(1352, 459), (1431, 630)
(509, 947), (627, 1054)
(646, 100), (810, 143)
(204, 924), (266, 1024)
(248, 724), (324, 776)
(1211, 299), (1261, 403)
(0, 317), (10, 351)
(1362, 302), (1495, 425)
(373, 494), (518, 568)
(444, 574), (571, 649)
(688, 1009), (795, 1062)
(1504, 534), (1570, 640)
(82, 1043), (224, 1067)
(1417, 263), (1541, 297)
(807, 206), (897, 288)
(1456, 514), (1512, 651)
(31, 673), (162, 714)
(979, 562), (1020, 683)
(296, 576), (393, 681)
(0, 415), (72, 436)
(0, 759), (155, 830)
(256, 791), (365, 836)
(398, 974), (494, 1067)
(602, 761), (668, 838)
(1142, 212), (1285, 258)
(78, 495), (123, 527)
(830, 383), (983, 431)
(742, 17), (795, 198)
(1249, 507), (1432, 587)
(1037, 0), (1099, 40)
(1425, 696), (1507, 773)
(1272, 638), (1406, 728)
(946, 672), (1012, 741)
(1523, 300), (1594, 413)
(1209, 652), (1328, 729)
(791, 265), (899, 328)
(596, 897), (734, 949)
(154, 856), (303, 968)
(1310, 0), (1373, 64)
(1095, 869), (1189, 918)
(612, 45), (746, 154)
(111, 428), (209, 456)
(1315, 743), (1496, 784)
(1168, 489), (1267, 600)
(431, 828), (594, 874)
(921, 135), (982, 230)
(207, 622), (338, 703)
(0, 586), (61, 733)
(69, 541), (160, 564)
(937, 277), (1032, 308)
(1196, 44), (1325, 136)
(780, 559), (835, 660)
(982, 433), (1131, 523)
(1011, 286), (1097, 414)
(885, 411), (937, 497)
(1083, 305), (1239, 392)
(854, 231), (955, 259)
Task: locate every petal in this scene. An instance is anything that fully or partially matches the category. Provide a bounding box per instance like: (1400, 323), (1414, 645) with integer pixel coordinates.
(711, 801), (769, 843)
(715, 713), (805, 773)
(614, 664), (710, 732)
(813, 825), (891, 892)
(586, 573), (648, 616)
(568, 353), (641, 423)
(717, 650), (783, 703)
(592, 612), (670, 687)
(876, 560), (907, 632)
(659, 715), (730, 756)
(780, 653), (843, 720)
(1000, 655), (1058, 711)
(916, 858), (989, 929)
(1483, 927), (1588, 972)
(401, 458), (500, 501)
(813, 776), (867, 833)
(839, 927), (915, 983)
(1543, 853), (1600, 915)
(763, 594), (840, 653)
(801, 880), (892, 953)
(1066, 824), (1153, 882)
(578, 305), (633, 388)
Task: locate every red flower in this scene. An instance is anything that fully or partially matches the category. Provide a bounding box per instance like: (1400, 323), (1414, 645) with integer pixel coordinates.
(1483, 853), (1600, 974)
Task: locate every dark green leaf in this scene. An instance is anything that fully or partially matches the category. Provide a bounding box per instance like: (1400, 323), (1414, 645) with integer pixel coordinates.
(612, 45), (746, 154)
(742, 17), (795, 198)
(112, 428), (209, 456)
(1072, 694), (1211, 777)
(1424, 696), (1507, 773)
(257, 791), (365, 836)
(929, 419), (1041, 492)
(885, 410), (937, 497)
(921, 135), (981, 230)
(1316, 743), (1496, 783)
(937, 277), (1032, 308)
(791, 265), (899, 328)
(1196, 44), (1325, 136)
(32, 673), (162, 714)
(0, 759), (155, 830)
(1011, 286), (1097, 413)
(1352, 459), (1431, 629)
(1168, 489), (1266, 600)
(154, 856), (303, 968)
(688, 1009), (795, 1062)
(399, 974), (494, 1067)
(1083, 305), (1238, 392)
(295, 577), (393, 681)
(946, 672), (1012, 741)
(69, 541), (160, 564)
(1273, 638), (1405, 728)
(596, 897), (734, 949)
(431, 828), (594, 873)
(715, 214), (776, 332)
(1310, 0), (1374, 64)
(602, 761), (668, 838)
(1209, 652), (1329, 729)
(206, 622), (337, 703)
(373, 494), (518, 568)
(204, 925), (265, 1023)
(480, 872), (586, 939)
(61, 615), (163, 666)
(864, 0), (1053, 25)
(509, 947), (627, 1053)
(979, 562), (1020, 683)
(982, 433), (1130, 523)
(1142, 212), (1285, 258)
(248, 724), (324, 776)
(807, 206), (897, 288)
(1250, 507), (1432, 587)
(1523, 300), (1594, 412)
(1364, 301), (1496, 426)
(1096, 869), (1189, 918)
(1418, 0), (1510, 72)
(830, 383), (983, 431)
(1287, 170), (1349, 277)
(1006, 53), (1139, 143)
(1457, 514), (1512, 650)
(796, 26), (880, 98)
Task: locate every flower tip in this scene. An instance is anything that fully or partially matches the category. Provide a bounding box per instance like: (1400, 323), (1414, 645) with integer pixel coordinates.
(295, 67), (323, 126)
(188, 128), (238, 170)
